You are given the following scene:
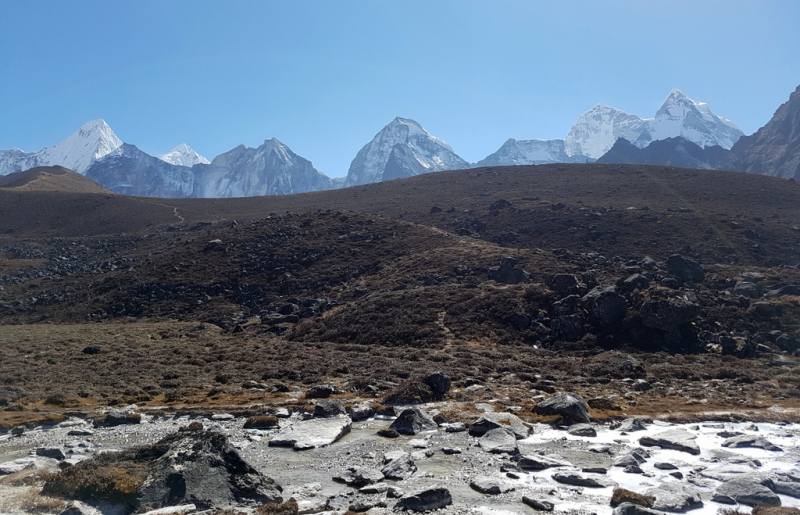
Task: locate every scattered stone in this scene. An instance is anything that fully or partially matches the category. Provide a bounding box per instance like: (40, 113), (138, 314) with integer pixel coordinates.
(721, 434), (782, 451)
(59, 501), (102, 515)
(268, 414), (351, 450)
(633, 379), (651, 391)
(713, 477), (781, 507)
(479, 428), (518, 454)
(654, 462), (678, 470)
(583, 467), (607, 474)
(377, 428), (400, 439)
(288, 482), (330, 514)
(645, 483), (703, 512)
(533, 392), (590, 424)
(381, 454), (417, 480)
(488, 257), (530, 284)
(567, 423), (597, 437)
(517, 454), (571, 470)
(36, 447), (66, 460)
(468, 412), (531, 439)
(389, 408), (437, 435)
(445, 422), (468, 433)
(333, 467), (384, 487)
(67, 429), (94, 437)
(624, 465), (643, 474)
(442, 447), (462, 455)
(103, 406), (141, 426)
(395, 487), (452, 511)
(522, 497), (554, 511)
(387, 486), (404, 499)
(614, 502), (663, 515)
(348, 401), (376, 422)
(469, 476), (514, 495)
(618, 418), (647, 432)
(360, 483), (390, 494)
(639, 430), (700, 455)
(408, 439), (429, 449)
(552, 472), (615, 488)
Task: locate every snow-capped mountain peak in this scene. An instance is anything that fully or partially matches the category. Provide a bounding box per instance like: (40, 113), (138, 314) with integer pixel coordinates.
(564, 104), (646, 159)
(160, 143), (210, 167)
(0, 119), (123, 176)
(343, 117), (468, 187)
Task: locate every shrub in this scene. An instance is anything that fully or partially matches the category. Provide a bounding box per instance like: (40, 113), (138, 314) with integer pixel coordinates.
(610, 488), (655, 508)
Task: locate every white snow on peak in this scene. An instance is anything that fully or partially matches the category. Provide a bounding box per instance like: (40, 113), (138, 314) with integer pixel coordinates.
(563, 90), (744, 159)
(0, 119), (123, 176)
(160, 143), (210, 167)
(344, 117), (468, 186)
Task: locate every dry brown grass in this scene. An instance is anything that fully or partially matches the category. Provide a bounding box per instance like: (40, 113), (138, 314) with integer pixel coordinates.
(16, 487), (66, 514)
(753, 507), (800, 515)
(611, 488), (655, 508)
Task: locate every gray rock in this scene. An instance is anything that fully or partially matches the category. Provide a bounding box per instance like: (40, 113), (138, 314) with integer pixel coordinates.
(381, 454), (417, 480)
(469, 476), (514, 495)
(614, 502), (663, 515)
(700, 465), (764, 482)
(489, 258), (531, 285)
(396, 487), (452, 511)
(733, 282), (760, 298)
(104, 406), (141, 426)
(67, 429), (94, 437)
(552, 472), (615, 488)
(478, 428), (518, 454)
(445, 422), (468, 433)
(633, 379), (652, 391)
(582, 467), (608, 474)
(613, 449), (649, 467)
(389, 408), (437, 435)
(639, 430), (700, 455)
(523, 497), (555, 511)
(618, 418), (647, 432)
(533, 392), (590, 424)
(422, 371), (451, 396)
(333, 467), (384, 487)
(775, 481), (800, 499)
(645, 483), (703, 512)
(583, 286), (628, 325)
(314, 399), (346, 418)
(546, 274), (581, 295)
(0, 456), (60, 475)
(348, 401), (375, 422)
(567, 423), (597, 437)
(666, 255), (705, 282)
(654, 462), (678, 470)
(468, 412), (531, 439)
(139, 506), (196, 515)
(268, 414), (351, 450)
(59, 501), (102, 515)
(360, 483), (390, 494)
(36, 447), (66, 460)
(622, 274), (651, 291)
(442, 447), (462, 455)
(387, 486), (404, 498)
(136, 430), (282, 512)
(210, 413), (234, 421)
(624, 465), (643, 474)
(517, 454), (571, 470)
(713, 477), (781, 507)
(274, 408), (291, 418)
(640, 295), (700, 331)
(721, 434), (782, 451)
(288, 482), (330, 514)
(305, 384), (337, 399)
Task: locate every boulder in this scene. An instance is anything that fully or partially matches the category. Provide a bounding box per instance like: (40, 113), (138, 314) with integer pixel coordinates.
(640, 296), (700, 331)
(546, 274), (581, 296)
(567, 424), (597, 437)
(713, 477), (781, 507)
(314, 399), (346, 418)
(621, 274), (650, 292)
(422, 371), (451, 397)
(775, 481), (800, 499)
(523, 497), (555, 511)
(396, 487), (452, 511)
(645, 483), (703, 512)
(268, 415), (351, 450)
(614, 502), (663, 515)
(131, 430), (282, 511)
(59, 501), (103, 515)
(517, 454), (571, 470)
(583, 286), (628, 325)
(243, 415), (279, 429)
(469, 476), (514, 495)
(666, 255), (705, 282)
(288, 482), (330, 514)
(1, 456), (60, 475)
(478, 428), (518, 454)
(381, 454), (417, 480)
(333, 467), (384, 488)
(639, 430), (700, 455)
(533, 392), (590, 424)
(488, 257), (530, 285)
(305, 384), (336, 399)
(552, 472), (615, 488)
(617, 418), (647, 432)
(348, 401), (376, 422)
(468, 412), (531, 439)
(389, 408), (437, 435)
(36, 447), (66, 460)
(103, 406), (141, 426)
(721, 434), (782, 451)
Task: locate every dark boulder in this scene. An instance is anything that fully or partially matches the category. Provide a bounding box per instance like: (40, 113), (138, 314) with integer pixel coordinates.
(546, 274), (582, 296)
(305, 384), (337, 399)
(488, 257), (530, 284)
(396, 488), (452, 511)
(640, 295), (700, 331)
(389, 408), (437, 435)
(665, 255), (705, 282)
(422, 371), (451, 397)
(314, 400), (346, 418)
(533, 392), (590, 424)
(582, 286), (628, 325)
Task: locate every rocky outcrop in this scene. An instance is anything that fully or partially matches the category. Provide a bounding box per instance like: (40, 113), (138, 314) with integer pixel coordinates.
(533, 392), (591, 424)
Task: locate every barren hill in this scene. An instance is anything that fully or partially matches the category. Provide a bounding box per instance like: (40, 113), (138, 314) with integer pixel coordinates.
(0, 165), (114, 194)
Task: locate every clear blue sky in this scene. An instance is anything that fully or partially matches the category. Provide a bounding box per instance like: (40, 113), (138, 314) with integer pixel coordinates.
(1, 0), (798, 178)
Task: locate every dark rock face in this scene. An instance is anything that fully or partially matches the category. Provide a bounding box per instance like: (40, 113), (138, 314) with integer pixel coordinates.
(314, 399), (346, 418)
(546, 274), (582, 296)
(135, 430), (282, 511)
(381, 454), (417, 480)
(733, 84), (800, 180)
(396, 487), (452, 511)
(422, 371), (451, 397)
(488, 257), (530, 284)
(468, 412), (531, 439)
(533, 392), (590, 424)
(582, 286), (628, 325)
(597, 137), (734, 171)
(640, 295), (700, 331)
(665, 255), (705, 282)
(713, 477), (781, 507)
(389, 408), (437, 435)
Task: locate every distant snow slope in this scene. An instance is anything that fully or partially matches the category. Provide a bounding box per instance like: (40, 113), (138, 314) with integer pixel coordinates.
(160, 144), (210, 167)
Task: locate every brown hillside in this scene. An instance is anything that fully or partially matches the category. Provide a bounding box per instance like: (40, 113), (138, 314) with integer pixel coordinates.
(0, 165), (114, 194)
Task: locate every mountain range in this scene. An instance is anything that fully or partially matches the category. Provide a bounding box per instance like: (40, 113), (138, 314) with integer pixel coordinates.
(1, 86), (797, 197)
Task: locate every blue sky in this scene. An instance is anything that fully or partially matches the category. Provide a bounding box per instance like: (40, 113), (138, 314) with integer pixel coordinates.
(1, 1), (798, 178)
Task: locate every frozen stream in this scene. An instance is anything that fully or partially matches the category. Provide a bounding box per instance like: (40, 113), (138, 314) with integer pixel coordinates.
(1, 412), (799, 514)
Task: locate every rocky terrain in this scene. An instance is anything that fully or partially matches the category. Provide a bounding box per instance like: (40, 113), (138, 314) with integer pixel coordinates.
(1, 162), (800, 513)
